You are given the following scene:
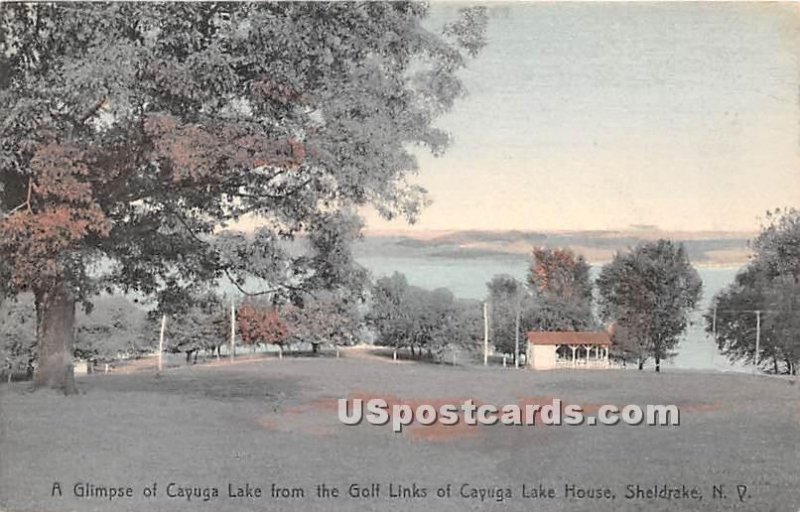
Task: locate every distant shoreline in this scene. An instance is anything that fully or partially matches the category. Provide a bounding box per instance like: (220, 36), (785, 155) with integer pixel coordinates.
(355, 229), (753, 270)
(362, 228), (757, 240)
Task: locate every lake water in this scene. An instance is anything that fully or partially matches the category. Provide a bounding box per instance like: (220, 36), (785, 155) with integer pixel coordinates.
(356, 255), (746, 372)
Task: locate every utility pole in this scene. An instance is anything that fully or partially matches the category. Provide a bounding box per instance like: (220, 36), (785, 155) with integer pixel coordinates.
(230, 299), (236, 362)
(483, 302), (489, 366)
(711, 306), (717, 342)
(514, 304), (521, 369)
(158, 314), (166, 372)
(754, 310), (761, 373)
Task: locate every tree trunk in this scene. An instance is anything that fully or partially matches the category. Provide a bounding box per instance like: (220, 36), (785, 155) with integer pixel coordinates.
(34, 280), (78, 394)
(637, 357), (644, 371)
(654, 354), (661, 373)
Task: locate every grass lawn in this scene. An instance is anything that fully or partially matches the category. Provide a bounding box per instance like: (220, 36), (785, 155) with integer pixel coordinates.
(1, 354), (798, 511)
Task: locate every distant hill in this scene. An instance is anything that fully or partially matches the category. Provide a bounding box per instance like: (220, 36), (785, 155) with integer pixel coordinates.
(355, 229), (754, 267)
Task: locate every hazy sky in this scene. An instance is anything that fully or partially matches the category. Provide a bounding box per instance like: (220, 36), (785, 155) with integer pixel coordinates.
(364, 2), (800, 233)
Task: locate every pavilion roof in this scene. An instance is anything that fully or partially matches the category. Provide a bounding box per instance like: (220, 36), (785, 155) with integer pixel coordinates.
(527, 331), (612, 346)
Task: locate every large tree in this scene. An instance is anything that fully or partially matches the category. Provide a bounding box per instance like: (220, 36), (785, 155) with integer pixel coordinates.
(0, 3), (487, 392)
(526, 247), (595, 331)
(707, 209), (800, 375)
(596, 240), (702, 372)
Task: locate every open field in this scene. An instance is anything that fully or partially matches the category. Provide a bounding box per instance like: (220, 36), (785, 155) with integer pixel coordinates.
(1, 355), (798, 512)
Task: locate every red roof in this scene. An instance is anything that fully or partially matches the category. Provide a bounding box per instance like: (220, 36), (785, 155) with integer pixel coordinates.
(527, 331), (612, 346)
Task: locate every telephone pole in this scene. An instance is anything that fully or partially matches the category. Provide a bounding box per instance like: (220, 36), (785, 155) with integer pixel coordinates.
(754, 310), (761, 373)
(514, 305), (521, 369)
(483, 302), (489, 366)
(711, 306), (717, 342)
(158, 314), (166, 372)
(714, 308), (769, 375)
(230, 299), (236, 362)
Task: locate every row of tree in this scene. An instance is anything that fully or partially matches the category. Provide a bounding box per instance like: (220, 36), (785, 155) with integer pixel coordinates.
(1, 277), (477, 377)
(0, 240), (705, 377)
(1, 291), (366, 379)
(368, 273), (483, 359)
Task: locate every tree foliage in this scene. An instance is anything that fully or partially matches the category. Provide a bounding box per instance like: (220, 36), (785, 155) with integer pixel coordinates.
(486, 274), (529, 357)
(528, 247), (592, 302)
(707, 209), (800, 374)
(597, 240), (702, 372)
(0, 3), (487, 391)
(74, 295), (149, 363)
(161, 292), (227, 363)
(0, 295), (36, 380)
(237, 301), (289, 349)
(368, 272), (481, 359)
(487, 258), (596, 360)
(526, 247), (595, 331)
(283, 292), (361, 352)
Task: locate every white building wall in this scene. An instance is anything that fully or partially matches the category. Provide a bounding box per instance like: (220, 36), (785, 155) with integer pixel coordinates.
(530, 345), (557, 370)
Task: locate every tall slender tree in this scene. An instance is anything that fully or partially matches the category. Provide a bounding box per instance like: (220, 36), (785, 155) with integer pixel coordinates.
(486, 274), (530, 358)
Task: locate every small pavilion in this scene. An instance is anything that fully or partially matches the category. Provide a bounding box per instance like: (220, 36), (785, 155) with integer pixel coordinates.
(527, 331), (612, 370)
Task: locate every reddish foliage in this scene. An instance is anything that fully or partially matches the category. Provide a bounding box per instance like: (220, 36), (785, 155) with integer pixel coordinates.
(529, 247), (590, 301)
(143, 114), (305, 184)
(0, 142), (111, 292)
(237, 303), (289, 346)
(250, 77), (307, 105)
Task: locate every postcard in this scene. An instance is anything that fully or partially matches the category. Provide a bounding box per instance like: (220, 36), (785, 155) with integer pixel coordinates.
(1, 2), (798, 511)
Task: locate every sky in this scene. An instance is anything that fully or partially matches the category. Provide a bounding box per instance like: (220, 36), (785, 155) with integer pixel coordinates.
(363, 2), (800, 234)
